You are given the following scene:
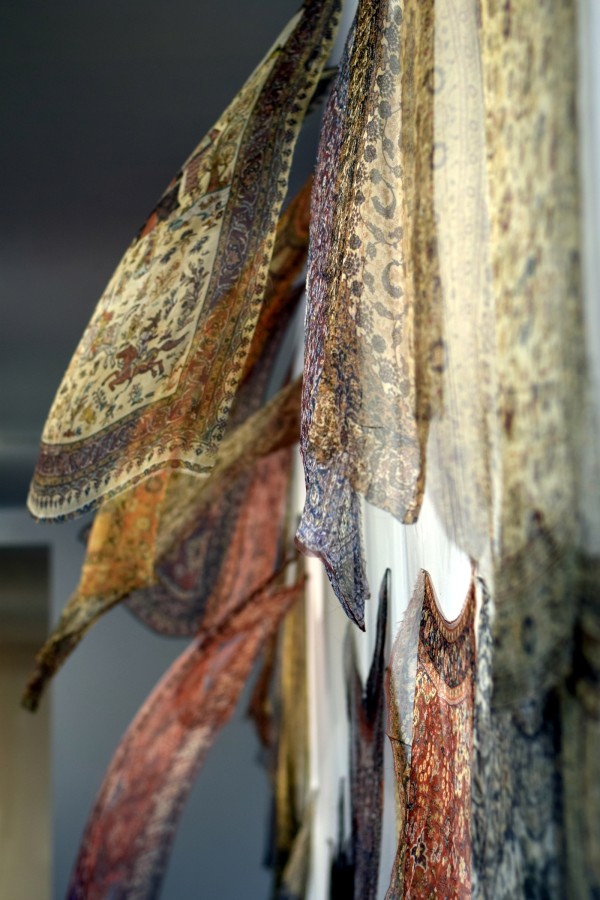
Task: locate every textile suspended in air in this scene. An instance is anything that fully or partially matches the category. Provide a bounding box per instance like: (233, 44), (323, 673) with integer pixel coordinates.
(344, 569), (388, 900)
(471, 584), (565, 899)
(297, 0), (442, 628)
(68, 544), (304, 899)
(22, 380), (301, 710)
(424, 0), (588, 705)
(22, 179), (312, 709)
(67, 444), (299, 896)
(28, 0), (340, 521)
(385, 570), (475, 898)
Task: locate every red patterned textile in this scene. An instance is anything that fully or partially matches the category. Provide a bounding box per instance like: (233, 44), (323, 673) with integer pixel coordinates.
(386, 570), (475, 898)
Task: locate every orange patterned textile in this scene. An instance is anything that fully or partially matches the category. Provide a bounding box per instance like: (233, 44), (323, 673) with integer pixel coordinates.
(22, 385), (300, 710)
(385, 571), (475, 898)
(28, 0), (340, 520)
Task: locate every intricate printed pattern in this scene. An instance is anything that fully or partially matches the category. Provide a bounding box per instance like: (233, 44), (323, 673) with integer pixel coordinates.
(345, 569), (388, 900)
(480, 0), (585, 704)
(22, 384), (300, 709)
(28, 0), (340, 520)
(68, 567), (304, 899)
(471, 582), (565, 899)
(295, 19), (369, 628)
(386, 571), (475, 898)
(297, 0), (440, 626)
(22, 184), (310, 707)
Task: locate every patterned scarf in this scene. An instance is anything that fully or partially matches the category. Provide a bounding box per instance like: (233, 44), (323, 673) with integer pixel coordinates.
(68, 485), (303, 899)
(385, 570), (475, 898)
(28, 0), (340, 520)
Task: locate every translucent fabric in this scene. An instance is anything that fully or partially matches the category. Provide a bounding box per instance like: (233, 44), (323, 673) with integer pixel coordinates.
(299, 0), (594, 710)
(28, 0), (340, 520)
(22, 183), (311, 708)
(297, 0), (443, 629)
(22, 384), (300, 710)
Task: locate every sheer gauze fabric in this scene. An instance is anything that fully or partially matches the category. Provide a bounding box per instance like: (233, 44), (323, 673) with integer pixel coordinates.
(298, 0), (595, 710)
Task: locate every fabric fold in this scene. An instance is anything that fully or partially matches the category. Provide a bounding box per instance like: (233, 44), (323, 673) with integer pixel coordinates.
(22, 386), (300, 710)
(297, 0), (441, 627)
(29, 0), (340, 520)
(385, 570), (475, 898)
(68, 570), (304, 899)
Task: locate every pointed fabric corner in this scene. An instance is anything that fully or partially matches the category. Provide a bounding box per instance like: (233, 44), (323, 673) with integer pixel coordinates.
(68, 569), (305, 900)
(297, 0), (441, 628)
(344, 568), (389, 900)
(385, 570), (475, 898)
(28, 0), (340, 520)
(23, 382), (300, 709)
(22, 179), (312, 710)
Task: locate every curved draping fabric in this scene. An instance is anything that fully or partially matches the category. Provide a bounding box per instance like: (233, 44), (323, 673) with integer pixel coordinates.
(68, 551), (304, 898)
(22, 382), (301, 710)
(297, 0), (441, 628)
(297, 0), (594, 712)
(22, 181), (311, 709)
(28, 0), (340, 520)
(385, 570), (475, 898)
(344, 569), (388, 900)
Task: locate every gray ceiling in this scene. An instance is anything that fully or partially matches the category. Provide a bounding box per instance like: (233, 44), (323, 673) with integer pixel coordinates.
(0, 0), (320, 506)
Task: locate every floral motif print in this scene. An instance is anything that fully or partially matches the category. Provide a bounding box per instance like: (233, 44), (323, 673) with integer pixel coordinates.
(28, 0), (340, 520)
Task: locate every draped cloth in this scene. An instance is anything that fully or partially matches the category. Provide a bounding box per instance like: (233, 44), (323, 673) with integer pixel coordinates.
(22, 180), (312, 710)
(298, 0), (592, 714)
(248, 588), (312, 899)
(22, 383), (301, 710)
(471, 583), (565, 899)
(68, 553), (304, 899)
(385, 570), (475, 898)
(344, 569), (388, 900)
(28, 0), (340, 520)
(297, 0), (441, 629)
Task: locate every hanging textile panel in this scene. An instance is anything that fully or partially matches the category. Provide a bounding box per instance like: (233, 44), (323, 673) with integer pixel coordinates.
(345, 569), (388, 900)
(22, 180), (311, 710)
(22, 384), (300, 710)
(297, 0), (442, 627)
(471, 583), (565, 899)
(68, 563), (304, 899)
(28, 0), (340, 521)
(385, 570), (475, 898)
(481, 0), (585, 704)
